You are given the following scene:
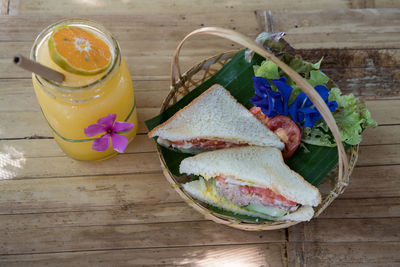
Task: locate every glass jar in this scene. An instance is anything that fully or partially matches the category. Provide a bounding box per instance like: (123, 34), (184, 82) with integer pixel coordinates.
(31, 19), (138, 161)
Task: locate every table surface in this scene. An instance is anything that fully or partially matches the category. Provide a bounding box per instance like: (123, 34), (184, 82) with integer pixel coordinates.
(1, 1), (400, 266)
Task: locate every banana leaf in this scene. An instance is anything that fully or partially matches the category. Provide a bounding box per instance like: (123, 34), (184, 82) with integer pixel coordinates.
(145, 49), (347, 222)
(146, 49), (343, 186)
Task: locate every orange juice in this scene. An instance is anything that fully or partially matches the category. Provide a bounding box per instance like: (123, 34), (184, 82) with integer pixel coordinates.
(31, 19), (138, 161)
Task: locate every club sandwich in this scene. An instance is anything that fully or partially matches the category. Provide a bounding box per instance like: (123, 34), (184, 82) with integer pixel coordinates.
(180, 146), (321, 221)
(148, 84), (284, 154)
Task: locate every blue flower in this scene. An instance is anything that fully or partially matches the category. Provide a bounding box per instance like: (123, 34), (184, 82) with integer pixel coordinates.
(250, 76), (338, 128)
(250, 77), (282, 117)
(250, 76), (292, 117)
(290, 85), (338, 127)
(272, 77), (292, 115)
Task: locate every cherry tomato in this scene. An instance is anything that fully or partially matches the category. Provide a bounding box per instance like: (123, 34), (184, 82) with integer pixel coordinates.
(266, 115), (301, 159)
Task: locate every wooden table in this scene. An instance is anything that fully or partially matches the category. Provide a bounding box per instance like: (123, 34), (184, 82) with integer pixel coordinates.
(1, 1), (399, 266)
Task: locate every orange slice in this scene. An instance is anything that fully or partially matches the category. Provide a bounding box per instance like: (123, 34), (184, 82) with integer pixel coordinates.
(48, 26), (112, 76)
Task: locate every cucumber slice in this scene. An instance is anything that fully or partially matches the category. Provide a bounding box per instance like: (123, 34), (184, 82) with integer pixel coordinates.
(245, 204), (287, 217)
(174, 147), (206, 154)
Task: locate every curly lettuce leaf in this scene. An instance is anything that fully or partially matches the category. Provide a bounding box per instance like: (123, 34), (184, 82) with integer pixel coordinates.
(301, 121), (336, 147)
(328, 88), (378, 145)
(286, 57), (323, 78)
(254, 60), (280, 79)
(307, 70), (330, 87)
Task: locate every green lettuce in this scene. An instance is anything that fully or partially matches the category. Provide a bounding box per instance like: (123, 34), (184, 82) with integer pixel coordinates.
(328, 88), (378, 145)
(302, 89), (378, 147)
(252, 59), (378, 147)
(301, 121), (336, 147)
(254, 60), (280, 79)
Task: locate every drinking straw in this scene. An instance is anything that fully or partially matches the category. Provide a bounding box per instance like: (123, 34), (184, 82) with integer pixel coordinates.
(13, 54), (65, 83)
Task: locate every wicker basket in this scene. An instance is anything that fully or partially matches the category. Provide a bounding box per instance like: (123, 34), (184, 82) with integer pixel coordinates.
(157, 27), (359, 231)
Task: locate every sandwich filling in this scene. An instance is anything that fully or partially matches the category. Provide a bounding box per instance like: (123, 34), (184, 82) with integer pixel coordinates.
(158, 137), (246, 154)
(215, 176), (299, 217)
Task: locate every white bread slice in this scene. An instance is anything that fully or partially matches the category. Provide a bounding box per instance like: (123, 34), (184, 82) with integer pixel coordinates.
(148, 84), (284, 150)
(180, 146), (321, 207)
(183, 179), (315, 222)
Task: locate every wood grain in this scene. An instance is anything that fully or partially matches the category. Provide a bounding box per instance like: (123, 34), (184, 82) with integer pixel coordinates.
(0, 162), (398, 212)
(0, 143), (398, 180)
(319, 197), (400, 219)
(1, 3), (400, 265)
(287, 242), (400, 267)
(288, 218), (400, 242)
(0, 197), (397, 231)
(0, 243), (286, 267)
(0, 99), (397, 139)
(0, 173), (180, 213)
(3, 0), (361, 16)
(0, 0), (8, 15)
(0, 221), (285, 255)
(266, 9), (400, 49)
(343, 165), (400, 198)
(0, 14), (259, 42)
(9, 0), (400, 16)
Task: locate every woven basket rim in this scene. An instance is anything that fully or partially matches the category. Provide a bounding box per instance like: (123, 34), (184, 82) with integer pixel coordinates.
(157, 28), (358, 230)
(155, 50), (359, 231)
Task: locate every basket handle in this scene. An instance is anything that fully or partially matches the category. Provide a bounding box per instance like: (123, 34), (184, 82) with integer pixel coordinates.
(171, 27), (348, 186)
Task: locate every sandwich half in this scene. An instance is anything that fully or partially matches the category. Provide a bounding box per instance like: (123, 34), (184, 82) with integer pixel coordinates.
(148, 84), (284, 154)
(180, 146), (321, 222)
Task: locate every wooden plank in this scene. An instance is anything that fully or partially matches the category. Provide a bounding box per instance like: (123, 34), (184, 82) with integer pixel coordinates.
(0, 221), (285, 255)
(0, 124), (396, 159)
(9, 0), (400, 16)
(361, 125), (400, 145)
(1, 197), (397, 231)
(7, 0), (352, 15)
(0, 243), (287, 267)
(0, 79), (170, 93)
(3, 60), (400, 98)
(0, 83), (167, 111)
(0, 135), (156, 157)
(0, 107), (158, 138)
(297, 48), (400, 68)
(2, 55), (219, 80)
(319, 197), (400, 219)
(357, 144), (400, 166)
(3, 48), (400, 98)
(0, 74), (396, 121)
(344, 165), (400, 198)
(0, 152), (161, 180)
(0, 141), (398, 179)
(264, 9), (400, 49)
(322, 67), (400, 97)
(0, 202), (202, 228)
(0, 0), (8, 15)
(287, 242), (400, 267)
(288, 218), (400, 242)
(0, 164), (398, 215)
(0, 98), (397, 139)
(0, 14), (259, 42)
(0, 173), (182, 213)
(0, 39), (241, 59)
(364, 99), (400, 125)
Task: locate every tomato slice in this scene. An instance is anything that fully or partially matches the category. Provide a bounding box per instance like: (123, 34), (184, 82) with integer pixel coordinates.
(266, 115), (301, 158)
(250, 107), (301, 159)
(172, 139), (244, 150)
(216, 176), (297, 206)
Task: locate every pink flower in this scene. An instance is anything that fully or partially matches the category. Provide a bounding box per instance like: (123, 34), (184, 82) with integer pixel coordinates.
(84, 114), (134, 153)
